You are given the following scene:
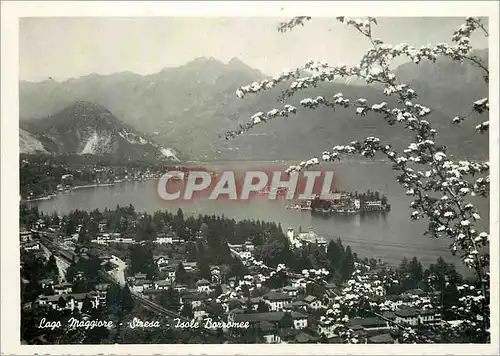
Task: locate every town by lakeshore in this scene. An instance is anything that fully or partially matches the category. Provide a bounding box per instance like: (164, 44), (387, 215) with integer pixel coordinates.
(20, 198), (476, 344)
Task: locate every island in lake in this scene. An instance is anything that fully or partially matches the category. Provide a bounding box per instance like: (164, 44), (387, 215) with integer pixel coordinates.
(286, 190), (390, 215)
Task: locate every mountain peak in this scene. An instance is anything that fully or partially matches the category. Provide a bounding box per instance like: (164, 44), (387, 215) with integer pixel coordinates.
(227, 57), (247, 66)
(21, 101), (180, 162)
(186, 56), (224, 67)
(70, 101), (110, 113)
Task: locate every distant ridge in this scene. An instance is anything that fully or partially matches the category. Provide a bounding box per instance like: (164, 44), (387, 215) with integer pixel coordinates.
(20, 101), (180, 162)
(20, 51), (488, 161)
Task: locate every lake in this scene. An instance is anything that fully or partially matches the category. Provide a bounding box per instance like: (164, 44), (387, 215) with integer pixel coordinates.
(29, 160), (489, 274)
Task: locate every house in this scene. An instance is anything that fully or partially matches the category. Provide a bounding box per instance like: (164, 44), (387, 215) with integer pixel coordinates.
(347, 317), (389, 331)
(174, 284), (188, 293)
(240, 275), (255, 288)
(349, 324), (368, 341)
(304, 295), (323, 310)
(283, 286), (299, 297)
(113, 237), (135, 244)
(38, 293), (95, 311)
(227, 298), (243, 311)
(94, 283), (109, 295)
(99, 255), (112, 263)
(239, 251), (252, 260)
(183, 262), (197, 272)
(317, 319), (337, 338)
(382, 311), (397, 322)
(181, 291), (209, 308)
(291, 278), (307, 290)
(227, 307), (245, 321)
(88, 290), (106, 307)
(228, 277), (237, 288)
(395, 307), (440, 326)
(258, 321), (280, 343)
(163, 266), (176, 281)
(395, 308), (420, 326)
(155, 280), (172, 290)
(294, 332), (319, 343)
(263, 291), (292, 312)
(194, 304), (208, 320)
(244, 241), (255, 252)
(130, 279), (153, 294)
(279, 328), (302, 343)
(53, 282), (73, 295)
(39, 278), (54, 289)
(248, 297), (262, 311)
(134, 272), (147, 280)
(140, 279), (153, 290)
(155, 234), (173, 245)
(401, 288), (427, 298)
(385, 295), (404, 307)
(154, 255), (169, 270)
(418, 308), (442, 325)
(95, 234), (110, 246)
(143, 289), (164, 301)
(209, 265), (221, 283)
(48, 224), (61, 232)
(196, 279), (211, 293)
(227, 243), (244, 252)
(292, 312), (308, 330)
(253, 275), (263, 289)
(34, 219), (46, 230)
(98, 220), (107, 233)
(296, 230), (328, 251)
(23, 241), (40, 251)
(20, 230), (33, 243)
(283, 300), (308, 312)
(130, 280), (145, 294)
(324, 282), (337, 292)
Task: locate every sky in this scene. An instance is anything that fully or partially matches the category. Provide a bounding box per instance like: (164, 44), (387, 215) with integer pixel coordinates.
(19, 17), (489, 82)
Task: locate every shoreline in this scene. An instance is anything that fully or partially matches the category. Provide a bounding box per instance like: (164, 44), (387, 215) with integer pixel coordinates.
(22, 182), (118, 203)
(72, 183), (115, 190)
(22, 178), (163, 203)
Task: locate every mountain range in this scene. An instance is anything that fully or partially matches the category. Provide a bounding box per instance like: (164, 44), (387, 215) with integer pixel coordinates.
(20, 101), (179, 162)
(20, 50), (489, 162)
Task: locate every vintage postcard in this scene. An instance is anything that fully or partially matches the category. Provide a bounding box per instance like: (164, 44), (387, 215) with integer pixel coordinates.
(1, 1), (499, 355)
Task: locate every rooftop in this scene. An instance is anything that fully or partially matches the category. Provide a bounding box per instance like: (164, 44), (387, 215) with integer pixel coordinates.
(233, 311), (307, 323)
(348, 317), (387, 328)
(44, 293), (89, 302)
(368, 333), (395, 344)
(304, 295), (318, 303)
(258, 321), (275, 332)
(156, 280), (172, 286)
(263, 291), (292, 301)
(295, 332), (319, 343)
(382, 311), (397, 320)
(395, 308), (419, 318)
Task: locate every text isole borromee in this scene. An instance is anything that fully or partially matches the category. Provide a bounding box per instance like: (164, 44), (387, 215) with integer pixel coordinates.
(38, 317), (250, 330)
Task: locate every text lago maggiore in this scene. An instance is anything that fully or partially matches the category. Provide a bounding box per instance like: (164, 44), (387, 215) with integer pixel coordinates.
(38, 317), (250, 330)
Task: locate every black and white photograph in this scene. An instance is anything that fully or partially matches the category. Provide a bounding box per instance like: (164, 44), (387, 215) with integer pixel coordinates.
(1, 1), (499, 354)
